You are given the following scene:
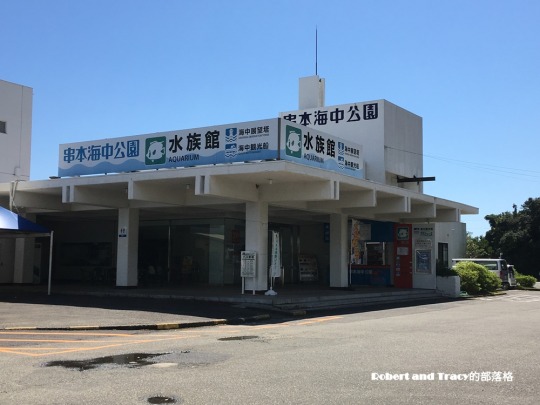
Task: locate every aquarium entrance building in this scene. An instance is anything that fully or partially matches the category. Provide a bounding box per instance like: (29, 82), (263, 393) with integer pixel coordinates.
(0, 77), (478, 292)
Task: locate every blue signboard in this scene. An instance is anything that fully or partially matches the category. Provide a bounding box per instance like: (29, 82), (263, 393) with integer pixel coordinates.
(58, 119), (279, 177)
(279, 121), (364, 179)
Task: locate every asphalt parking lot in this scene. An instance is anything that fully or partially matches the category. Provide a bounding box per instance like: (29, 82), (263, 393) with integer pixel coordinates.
(0, 290), (270, 330)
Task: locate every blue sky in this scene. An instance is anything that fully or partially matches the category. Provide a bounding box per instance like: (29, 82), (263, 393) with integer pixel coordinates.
(1, 0), (539, 236)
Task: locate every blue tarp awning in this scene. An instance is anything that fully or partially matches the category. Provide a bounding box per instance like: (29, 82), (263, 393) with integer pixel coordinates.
(0, 206), (50, 238)
(0, 205), (54, 295)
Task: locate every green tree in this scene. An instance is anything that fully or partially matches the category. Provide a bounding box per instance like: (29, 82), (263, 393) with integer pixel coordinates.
(465, 233), (493, 258)
(485, 198), (540, 277)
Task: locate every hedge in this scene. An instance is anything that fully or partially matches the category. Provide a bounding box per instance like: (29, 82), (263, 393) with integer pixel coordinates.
(454, 261), (501, 294)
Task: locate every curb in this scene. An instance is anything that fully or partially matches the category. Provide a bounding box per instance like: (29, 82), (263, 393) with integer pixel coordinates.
(240, 303), (307, 317)
(2, 313), (271, 332)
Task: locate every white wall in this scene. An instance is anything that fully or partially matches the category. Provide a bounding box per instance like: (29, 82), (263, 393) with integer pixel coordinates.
(281, 100), (422, 186)
(299, 76), (325, 109)
(0, 80), (33, 182)
(412, 222), (467, 289)
(383, 101), (423, 192)
(435, 222), (467, 262)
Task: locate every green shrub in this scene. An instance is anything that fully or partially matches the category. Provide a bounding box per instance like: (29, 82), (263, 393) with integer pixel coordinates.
(476, 265), (502, 292)
(515, 271), (537, 288)
(454, 261), (501, 294)
(455, 266), (480, 294)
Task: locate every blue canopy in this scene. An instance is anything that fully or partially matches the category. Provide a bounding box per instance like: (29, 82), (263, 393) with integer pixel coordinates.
(0, 206), (50, 237)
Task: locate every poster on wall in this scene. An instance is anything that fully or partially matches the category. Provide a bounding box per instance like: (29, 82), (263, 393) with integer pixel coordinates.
(415, 250), (432, 274)
(359, 223), (371, 241)
(415, 239), (432, 250)
(413, 225), (434, 275)
(350, 219), (361, 264)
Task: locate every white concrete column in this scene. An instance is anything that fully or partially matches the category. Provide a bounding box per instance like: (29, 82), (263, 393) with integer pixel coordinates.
(13, 238), (34, 284)
(329, 213), (349, 288)
(116, 208), (139, 287)
(245, 201), (268, 291)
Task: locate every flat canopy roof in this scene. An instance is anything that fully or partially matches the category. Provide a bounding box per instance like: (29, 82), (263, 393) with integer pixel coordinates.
(0, 161), (477, 224)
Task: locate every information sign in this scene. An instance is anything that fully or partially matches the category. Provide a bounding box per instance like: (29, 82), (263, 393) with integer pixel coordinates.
(241, 251), (257, 278)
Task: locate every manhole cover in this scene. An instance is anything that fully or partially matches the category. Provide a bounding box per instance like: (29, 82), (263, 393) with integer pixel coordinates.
(218, 335), (259, 341)
(147, 396), (177, 404)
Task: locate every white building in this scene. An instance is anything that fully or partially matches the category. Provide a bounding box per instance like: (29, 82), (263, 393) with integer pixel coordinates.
(0, 79), (33, 183)
(0, 80), (35, 284)
(0, 76), (477, 291)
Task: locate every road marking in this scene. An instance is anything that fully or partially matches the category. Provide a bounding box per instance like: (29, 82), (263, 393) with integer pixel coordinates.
(0, 331), (197, 357)
(0, 331), (134, 337)
(295, 315), (343, 326)
(249, 315), (343, 330)
(0, 314), (345, 358)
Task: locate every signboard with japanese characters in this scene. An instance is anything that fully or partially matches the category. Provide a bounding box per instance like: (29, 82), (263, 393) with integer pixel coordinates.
(58, 116), (364, 179)
(280, 100), (388, 183)
(58, 119), (279, 177)
(281, 101), (380, 128)
(279, 120), (364, 179)
(240, 251), (257, 278)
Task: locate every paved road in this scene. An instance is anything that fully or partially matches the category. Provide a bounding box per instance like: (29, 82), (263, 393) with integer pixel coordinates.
(476, 293), (540, 302)
(0, 289), (538, 404)
(0, 291), (269, 330)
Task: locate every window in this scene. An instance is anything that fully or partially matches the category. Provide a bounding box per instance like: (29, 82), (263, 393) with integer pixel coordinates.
(0, 121), (6, 134)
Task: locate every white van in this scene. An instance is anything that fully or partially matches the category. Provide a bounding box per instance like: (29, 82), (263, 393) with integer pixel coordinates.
(451, 258), (517, 290)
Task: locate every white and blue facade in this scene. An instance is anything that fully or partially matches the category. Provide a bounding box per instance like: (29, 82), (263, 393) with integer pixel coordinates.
(0, 76), (478, 291)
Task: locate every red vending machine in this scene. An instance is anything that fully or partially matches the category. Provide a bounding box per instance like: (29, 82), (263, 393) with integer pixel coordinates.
(394, 224), (412, 288)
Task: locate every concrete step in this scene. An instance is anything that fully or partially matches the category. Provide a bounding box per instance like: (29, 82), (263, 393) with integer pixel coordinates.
(272, 290), (444, 311)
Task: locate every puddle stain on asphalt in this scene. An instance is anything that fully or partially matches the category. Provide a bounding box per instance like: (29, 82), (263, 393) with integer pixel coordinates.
(147, 395), (178, 404)
(44, 352), (168, 371)
(42, 349), (229, 371)
(218, 335), (259, 341)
